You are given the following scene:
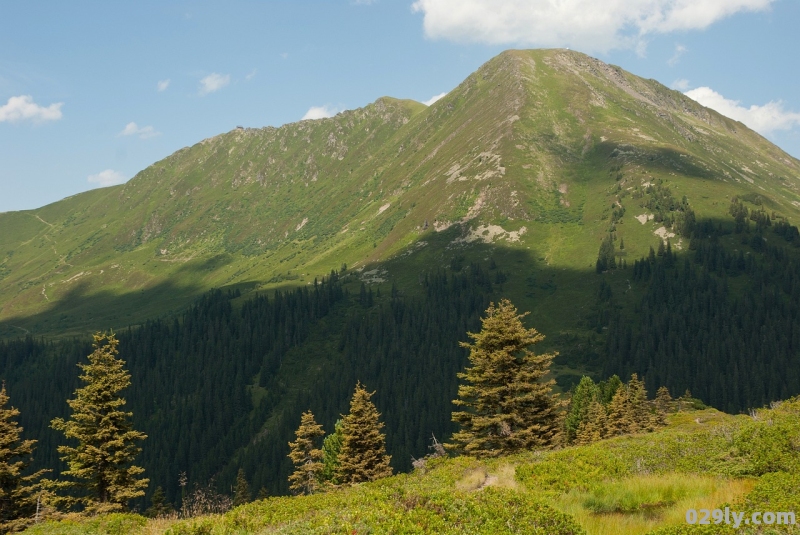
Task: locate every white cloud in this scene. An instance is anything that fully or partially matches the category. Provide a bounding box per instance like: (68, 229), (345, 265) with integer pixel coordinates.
(118, 122), (160, 139)
(411, 0), (774, 52)
(245, 69), (257, 81)
(157, 79), (170, 92)
(685, 87), (800, 136)
(671, 78), (690, 91)
(87, 169), (127, 187)
(422, 92), (447, 106)
(0, 95), (63, 123)
(199, 73), (230, 95)
(301, 105), (341, 120)
(668, 44), (687, 66)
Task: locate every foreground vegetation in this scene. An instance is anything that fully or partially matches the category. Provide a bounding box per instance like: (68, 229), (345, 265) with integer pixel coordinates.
(22, 397), (800, 534)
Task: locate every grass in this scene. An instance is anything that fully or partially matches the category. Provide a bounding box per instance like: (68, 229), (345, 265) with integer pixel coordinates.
(24, 399), (800, 534)
(555, 475), (755, 535)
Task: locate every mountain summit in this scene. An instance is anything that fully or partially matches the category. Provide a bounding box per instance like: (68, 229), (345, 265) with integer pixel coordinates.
(1, 49), (798, 336)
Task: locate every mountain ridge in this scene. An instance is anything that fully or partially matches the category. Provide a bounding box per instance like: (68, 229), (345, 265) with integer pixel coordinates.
(1, 48), (799, 337)
(4, 48), (800, 509)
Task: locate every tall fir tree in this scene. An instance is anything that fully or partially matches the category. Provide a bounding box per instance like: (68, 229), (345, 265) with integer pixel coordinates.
(565, 376), (600, 444)
(232, 469), (250, 506)
(627, 374), (651, 431)
(50, 332), (148, 513)
(599, 375), (623, 405)
(0, 385), (48, 532)
(606, 384), (637, 437)
(575, 400), (607, 445)
(336, 383), (392, 485)
(143, 486), (173, 518)
(287, 411), (325, 495)
(653, 386), (672, 428)
(449, 299), (562, 457)
(320, 419), (343, 484)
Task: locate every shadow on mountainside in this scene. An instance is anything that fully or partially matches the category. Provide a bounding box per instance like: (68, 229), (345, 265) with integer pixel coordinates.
(0, 260), (261, 339)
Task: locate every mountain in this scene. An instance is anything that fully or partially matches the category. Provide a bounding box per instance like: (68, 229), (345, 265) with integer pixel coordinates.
(3, 48), (800, 504)
(2, 48), (799, 338)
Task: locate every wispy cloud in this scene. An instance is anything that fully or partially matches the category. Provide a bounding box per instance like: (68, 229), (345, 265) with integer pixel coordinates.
(301, 105), (341, 120)
(411, 0), (775, 53)
(668, 44), (687, 66)
(157, 79), (170, 92)
(686, 87), (800, 136)
(245, 69), (257, 81)
(671, 79), (690, 91)
(87, 169), (126, 187)
(422, 92), (447, 106)
(199, 73), (230, 95)
(118, 122), (160, 139)
(0, 95), (63, 123)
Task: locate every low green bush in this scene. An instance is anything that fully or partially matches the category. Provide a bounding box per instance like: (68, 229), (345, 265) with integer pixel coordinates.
(23, 513), (146, 535)
(731, 397), (800, 476)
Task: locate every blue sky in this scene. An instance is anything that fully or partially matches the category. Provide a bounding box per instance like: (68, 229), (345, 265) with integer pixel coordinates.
(1, 0), (798, 213)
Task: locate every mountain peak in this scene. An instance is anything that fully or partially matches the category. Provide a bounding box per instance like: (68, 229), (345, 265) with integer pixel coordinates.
(1, 50), (799, 336)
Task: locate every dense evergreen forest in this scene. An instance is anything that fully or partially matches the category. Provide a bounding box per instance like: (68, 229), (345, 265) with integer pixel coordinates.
(604, 213), (800, 413)
(2, 205), (800, 510)
(0, 267), (493, 508)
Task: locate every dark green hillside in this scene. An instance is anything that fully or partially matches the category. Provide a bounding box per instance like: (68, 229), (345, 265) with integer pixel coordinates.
(0, 266), (496, 506)
(607, 224), (800, 412)
(5, 212), (800, 508)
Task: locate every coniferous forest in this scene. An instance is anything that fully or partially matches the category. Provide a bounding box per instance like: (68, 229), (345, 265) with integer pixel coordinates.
(0, 266), (493, 508)
(2, 210), (800, 514)
(604, 211), (800, 413)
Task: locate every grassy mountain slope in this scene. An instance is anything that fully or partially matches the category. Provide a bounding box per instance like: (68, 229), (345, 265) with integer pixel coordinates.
(24, 398), (800, 534)
(2, 49), (799, 338)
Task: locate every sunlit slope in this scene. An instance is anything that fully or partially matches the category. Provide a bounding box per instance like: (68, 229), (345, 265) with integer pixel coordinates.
(1, 49), (799, 336)
(24, 399), (800, 535)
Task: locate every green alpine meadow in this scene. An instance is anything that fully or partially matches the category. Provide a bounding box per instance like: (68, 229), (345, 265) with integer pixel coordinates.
(2, 49), (800, 534)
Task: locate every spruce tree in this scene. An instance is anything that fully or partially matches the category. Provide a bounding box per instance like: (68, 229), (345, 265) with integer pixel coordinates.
(336, 383), (392, 484)
(654, 386), (672, 427)
(564, 376), (600, 444)
(321, 419), (343, 484)
(0, 385), (48, 532)
(606, 385), (636, 437)
(287, 410), (325, 495)
(598, 375), (623, 404)
(449, 299), (562, 457)
(232, 469), (250, 506)
(575, 400), (607, 445)
(144, 486), (173, 518)
(50, 332), (148, 513)
(627, 374), (650, 431)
